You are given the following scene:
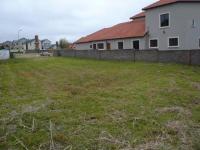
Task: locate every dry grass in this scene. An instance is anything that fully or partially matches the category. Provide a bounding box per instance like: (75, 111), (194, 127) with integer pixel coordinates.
(0, 57), (199, 149)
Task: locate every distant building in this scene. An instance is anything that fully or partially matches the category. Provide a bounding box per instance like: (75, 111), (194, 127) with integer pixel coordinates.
(13, 38), (28, 50)
(23, 39), (42, 50)
(69, 44), (75, 49)
(2, 41), (12, 49)
(41, 39), (51, 50)
(2, 36), (52, 51)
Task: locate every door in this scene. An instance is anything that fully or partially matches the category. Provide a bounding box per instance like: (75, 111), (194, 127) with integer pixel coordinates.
(93, 44), (97, 50)
(106, 43), (111, 50)
(133, 40), (140, 50)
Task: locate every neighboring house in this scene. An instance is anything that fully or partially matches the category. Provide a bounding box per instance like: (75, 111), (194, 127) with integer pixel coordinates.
(13, 38), (28, 50)
(69, 44), (75, 49)
(2, 41), (12, 49)
(23, 39), (42, 50)
(41, 39), (51, 50)
(74, 0), (200, 51)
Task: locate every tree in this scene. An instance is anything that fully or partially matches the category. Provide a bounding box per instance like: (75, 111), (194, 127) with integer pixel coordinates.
(59, 38), (70, 49)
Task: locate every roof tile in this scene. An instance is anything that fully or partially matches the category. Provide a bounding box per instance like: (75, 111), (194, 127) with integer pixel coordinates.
(143, 0), (200, 10)
(75, 18), (145, 44)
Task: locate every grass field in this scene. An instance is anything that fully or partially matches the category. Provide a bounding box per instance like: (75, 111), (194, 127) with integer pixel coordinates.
(0, 57), (200, 150)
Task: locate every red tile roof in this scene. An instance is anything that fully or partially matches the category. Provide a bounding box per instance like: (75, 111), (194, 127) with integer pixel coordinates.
(143, 0), (200, 10)
(75, 18), (145, 44)
(130, 12), (145, 20)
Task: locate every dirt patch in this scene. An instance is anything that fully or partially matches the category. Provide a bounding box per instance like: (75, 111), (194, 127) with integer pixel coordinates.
(64, 85), (86, 95)
(97, 131), (132, 149)
(21, 99), (53, 114)
(165, 121), (192, 150)
(134, 141), (168, 150)
(192, 82), (200, 90)
(155, 106), (192, 117)
(108, 110), (127, 122)
(19, 72), (34, 78)
(192, 99), (200, 105)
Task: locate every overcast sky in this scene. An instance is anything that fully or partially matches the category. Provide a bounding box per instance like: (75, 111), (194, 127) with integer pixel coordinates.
(0, 0), (155, 43)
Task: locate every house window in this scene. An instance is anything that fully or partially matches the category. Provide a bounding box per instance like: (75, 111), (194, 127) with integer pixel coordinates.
(93, 44), (96, 50)
(168, 37), (179, 47)
(118, 42), (124, 49)
(90, 45), (92, 49)
(160, 13), (170, 28)
(133, 40), (140, 50)
(149, 39), (158, 48)
(97, 43), (104, 50)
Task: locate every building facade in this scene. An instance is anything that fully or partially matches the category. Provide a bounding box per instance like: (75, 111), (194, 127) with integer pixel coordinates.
(41, 39), (51, 50)
(74, 0), (200, 51)
(23, 39), (42, 50)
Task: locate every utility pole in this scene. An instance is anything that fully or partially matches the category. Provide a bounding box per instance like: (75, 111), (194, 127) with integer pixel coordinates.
(17, 29), (23, 51)
(18, 29), (22, 41)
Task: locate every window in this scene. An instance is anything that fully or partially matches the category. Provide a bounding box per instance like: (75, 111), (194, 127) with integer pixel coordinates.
(90, 45), (92, 49)
(160, 13), (170, 28)
(118, 42), (124, 49)
(93, 44), (96, 50)
(149, 39), (158, 48)
(168, 37), (179, 47)
(133, 40), (140, 50)
(97, 43), (104, 50)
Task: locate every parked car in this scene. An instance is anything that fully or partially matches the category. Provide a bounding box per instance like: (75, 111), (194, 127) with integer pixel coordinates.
(40, 51), (51, 56)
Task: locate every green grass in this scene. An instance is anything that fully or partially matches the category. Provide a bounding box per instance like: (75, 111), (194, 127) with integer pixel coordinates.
(0, 57), (200, 150)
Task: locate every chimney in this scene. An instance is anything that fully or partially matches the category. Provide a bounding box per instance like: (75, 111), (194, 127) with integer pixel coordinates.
(35, 35), (40, 50)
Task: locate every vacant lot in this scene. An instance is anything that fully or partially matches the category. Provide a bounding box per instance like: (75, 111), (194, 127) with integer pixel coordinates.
(0, 58), (200, 150)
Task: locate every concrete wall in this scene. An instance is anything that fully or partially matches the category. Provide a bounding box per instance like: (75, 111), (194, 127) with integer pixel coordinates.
(25, 50), (53, 54)
(146, 3), (200, 50)
(53, 49), (200, 65)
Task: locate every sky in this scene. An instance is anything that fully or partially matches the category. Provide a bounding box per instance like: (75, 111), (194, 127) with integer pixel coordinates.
(0, 0), (155, 43)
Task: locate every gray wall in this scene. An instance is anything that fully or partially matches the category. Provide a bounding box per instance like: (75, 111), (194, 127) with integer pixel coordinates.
(146, 3), (200, 50)
(53, 49), (200, 65)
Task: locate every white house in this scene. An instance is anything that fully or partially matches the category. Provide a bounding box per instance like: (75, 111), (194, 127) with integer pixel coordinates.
(41, 39), (51, 50)
(22, 39), (42, 50)
(74, 0), (200, 51)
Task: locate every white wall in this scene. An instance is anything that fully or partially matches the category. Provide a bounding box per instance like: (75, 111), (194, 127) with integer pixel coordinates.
(145, 3), (200, 50)
(26, 41), (42, 50)
(75, 37), (146, 50)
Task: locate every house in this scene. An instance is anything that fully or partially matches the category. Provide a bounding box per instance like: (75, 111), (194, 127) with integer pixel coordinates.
(69, 44), (75, 49)
(74, 0), (200, 51)
(41, 39), (51, 50)
(13, 38), (28, 50)
(24, 39), (41, 50)
(22, 36), (51, 50)
(2, 41), (12, 49)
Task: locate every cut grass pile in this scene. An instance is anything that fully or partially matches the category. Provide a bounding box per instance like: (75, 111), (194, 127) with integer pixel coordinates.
(0, 57), (200, 149)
